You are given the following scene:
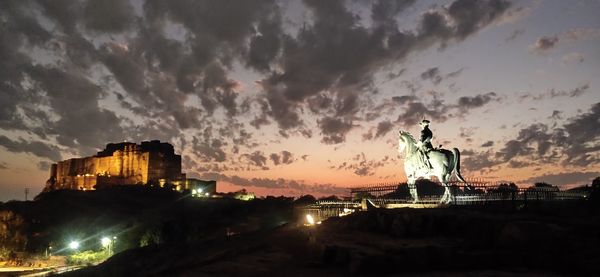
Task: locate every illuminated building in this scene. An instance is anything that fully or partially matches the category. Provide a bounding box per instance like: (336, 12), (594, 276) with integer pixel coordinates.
(44, 140), (213, 192)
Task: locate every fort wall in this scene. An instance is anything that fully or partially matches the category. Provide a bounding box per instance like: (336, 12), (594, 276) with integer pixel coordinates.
(46, 140), (185, 191)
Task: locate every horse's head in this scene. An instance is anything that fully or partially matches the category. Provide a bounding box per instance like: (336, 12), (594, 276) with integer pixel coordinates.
(397, 130), (407, 153)
(397, 130), (416, 154)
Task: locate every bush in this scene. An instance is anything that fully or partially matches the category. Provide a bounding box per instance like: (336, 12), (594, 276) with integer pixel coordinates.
(67, 250), (109, 265)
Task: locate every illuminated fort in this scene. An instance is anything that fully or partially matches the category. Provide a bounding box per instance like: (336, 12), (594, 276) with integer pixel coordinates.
(44, 140), (215, 193)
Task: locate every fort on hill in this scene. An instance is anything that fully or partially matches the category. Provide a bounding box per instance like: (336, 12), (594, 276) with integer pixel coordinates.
(44, 140), (215, 193)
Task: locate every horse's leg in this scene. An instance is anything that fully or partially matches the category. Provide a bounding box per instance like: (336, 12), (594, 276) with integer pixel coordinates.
(439, 174), (451, 204)
(407, 176), (419, 203)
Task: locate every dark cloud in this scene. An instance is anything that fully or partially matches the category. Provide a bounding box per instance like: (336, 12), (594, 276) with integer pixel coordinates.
(462, 150), (502, 173)
(191, 134), (227, 162)
(25, 65), (126, 154)
(447, 0), (511, 39)
(375, 120), (394, 139)
(318, 117), (354, 144)
(505, 29), (524, 42)
(0, 136), (62, 161)
(395, 96), (449, 127)
(521, 171), (600, 187)
(457, 92), (499, 111)
(269, 150), (294, 166)
(530, 35), (559, 54)
(242, 151), (269, 169)
(371, 0), (416, 27)
(259, 0), (510, 139)
(334, 153), (390, 176)
(560, 102), (600, 166)
(37, 161), (51, 171)
(481, 141), (494, 147)
(420, 67), (442, 85)
(200, 172), (346, 195)
(465, 102), (600, 171)
(521, 83), (590, 101)
(83, 0), (135, 33)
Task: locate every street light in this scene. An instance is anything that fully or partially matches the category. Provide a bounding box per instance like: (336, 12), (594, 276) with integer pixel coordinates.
(306, 214), (315, 225)
(101, 236), (115, 256)
(101, 237), (111, 247)
(69, 241), (80, 250)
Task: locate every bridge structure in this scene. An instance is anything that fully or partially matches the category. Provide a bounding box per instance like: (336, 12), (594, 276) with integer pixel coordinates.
(300, 178), (589, 222)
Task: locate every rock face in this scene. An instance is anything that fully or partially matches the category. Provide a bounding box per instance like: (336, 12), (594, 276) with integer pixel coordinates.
(45, 140), (185, 191)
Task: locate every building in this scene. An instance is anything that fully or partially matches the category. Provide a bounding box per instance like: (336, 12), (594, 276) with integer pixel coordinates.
(44, 140), (214, 192)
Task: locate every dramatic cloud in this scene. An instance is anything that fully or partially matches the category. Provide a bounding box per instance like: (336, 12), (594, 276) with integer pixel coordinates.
(465, 102), (600, 171)
(0, 136), (62, 161)
(394, 92), (499, 127)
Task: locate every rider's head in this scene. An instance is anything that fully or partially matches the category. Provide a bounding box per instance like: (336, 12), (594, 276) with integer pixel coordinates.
(419, 119), (430, 129)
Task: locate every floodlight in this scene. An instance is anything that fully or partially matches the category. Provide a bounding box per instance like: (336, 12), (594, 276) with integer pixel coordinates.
(69, 241), (80, 250)
(306, 214), (315, 225)
(101, 237), (111, 247)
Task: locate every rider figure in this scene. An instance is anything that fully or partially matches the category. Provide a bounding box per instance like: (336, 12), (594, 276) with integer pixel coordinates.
(417, 119), (433, 169)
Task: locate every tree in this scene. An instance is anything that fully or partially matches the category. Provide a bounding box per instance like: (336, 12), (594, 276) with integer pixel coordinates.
(293, 195), (316, 206)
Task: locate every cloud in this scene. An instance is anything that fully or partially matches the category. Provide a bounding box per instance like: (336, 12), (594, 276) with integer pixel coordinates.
(37, 161), (51, 171)
(270, 150), (294, 166)
(191, 134), (227, 162)
(0, 136), (62, 161)
(420, 67), (442, 85)
(561, 52), (584, 65)
(520, 83), (590, 100)
(83, 0), (135, 33)
(481, 141), (494, 147)
(394, 92), (499, 127)
(241, 151), (269, 169)
(529, 35), (559, 54)
(374, 120), (394, 139)
(520, 171), (600, 187)
(200, 172), (346, 195)
(318, 117), (355, 144)
(457, 92), (499, 111)
(529, 28), (600, 55)
(505, 29), (524, 42)
(258, 0), (510, 138)
(334, 153), (391, 176)
(468, 102), (600, 170)
(564, 28), (600, 41)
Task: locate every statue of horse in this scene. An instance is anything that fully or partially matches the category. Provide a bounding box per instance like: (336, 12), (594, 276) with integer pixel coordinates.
(397, 130), (466, 204)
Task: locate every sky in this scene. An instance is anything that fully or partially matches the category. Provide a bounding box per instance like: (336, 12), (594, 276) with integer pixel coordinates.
(1, 0), (599, 201)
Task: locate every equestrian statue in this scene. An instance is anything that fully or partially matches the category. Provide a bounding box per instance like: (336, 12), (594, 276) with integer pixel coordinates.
(397, 119), (466, 204)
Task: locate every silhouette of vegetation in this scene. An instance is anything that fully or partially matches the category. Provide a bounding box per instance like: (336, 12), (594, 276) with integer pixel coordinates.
(0, 186), (294, 257)
(293, 195), (316, 206)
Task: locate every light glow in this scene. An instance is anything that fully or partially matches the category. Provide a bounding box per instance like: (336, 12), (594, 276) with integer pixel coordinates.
(306, 214), (315, 225)
(101, 237), (111, 247)
(69, 241), (79, 250)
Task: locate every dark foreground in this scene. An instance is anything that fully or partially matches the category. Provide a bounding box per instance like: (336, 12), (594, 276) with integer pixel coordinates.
(64, 202), (600, 276)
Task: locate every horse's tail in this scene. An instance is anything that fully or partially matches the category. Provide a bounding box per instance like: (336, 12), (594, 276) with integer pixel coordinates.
(452, 148), (466, 183)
